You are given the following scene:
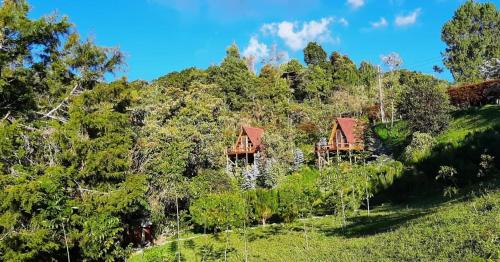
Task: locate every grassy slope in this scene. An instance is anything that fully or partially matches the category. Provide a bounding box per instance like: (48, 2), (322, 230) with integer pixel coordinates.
(437, 105), (500, 144)
(130, 187), (499, 261)
(130, 106), (500, 261)
(374, 105), (500, 157)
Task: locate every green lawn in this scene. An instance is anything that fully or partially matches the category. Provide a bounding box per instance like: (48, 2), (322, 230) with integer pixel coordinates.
(374, 105), (500, 157)
(437, 105), (500, 144)
(129, 185), (499, 261)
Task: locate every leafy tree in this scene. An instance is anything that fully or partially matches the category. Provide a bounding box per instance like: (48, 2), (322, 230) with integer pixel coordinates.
(330, 52), (359, 88)
(319, 163), (364, 228)
(358, 61), (378, 96)
(281, 59), (305, 97)
(297, 65), (333, 101)
(442, 1), (500, 82)
(397, 74), (451, 134)
(207, 43), (256, 110)
(254, 189), (278, 225)
(303, 42), (327, 66)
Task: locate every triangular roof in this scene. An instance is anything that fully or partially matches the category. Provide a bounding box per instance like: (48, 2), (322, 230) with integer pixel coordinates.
(242, 126), (264, 147)
(336, 118), (358, 144)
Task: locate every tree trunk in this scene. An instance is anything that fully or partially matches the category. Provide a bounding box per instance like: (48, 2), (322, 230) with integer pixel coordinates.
(303, 219), (309, 250)
(176, 195), (181, 262)
(378, 66), (386, 123)
(391, 100), (395, 128)
(224, 226), (229, 262)
(62, 222), (71, 262)
(340, 190), (346, 229)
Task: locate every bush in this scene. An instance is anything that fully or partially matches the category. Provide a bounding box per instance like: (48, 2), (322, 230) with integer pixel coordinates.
(402, 132), (436, 164)
(398, 78), (450, 134)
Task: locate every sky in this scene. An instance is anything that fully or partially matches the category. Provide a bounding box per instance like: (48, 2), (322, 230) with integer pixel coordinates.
(27, 0), (499, 82)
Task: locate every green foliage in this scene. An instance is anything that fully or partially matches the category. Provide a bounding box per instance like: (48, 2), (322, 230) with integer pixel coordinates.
(207, 44), (256, 110)
(402, 132), (436, 164)
(330, 52), (359, 88)
(441, 1), (500, 82)
(397, 74), (451, 134)
(303, 42), (327, 66)
(253, 189), (278, 225)
(189, 193), (245, 232)
(131, 184), (500, 262)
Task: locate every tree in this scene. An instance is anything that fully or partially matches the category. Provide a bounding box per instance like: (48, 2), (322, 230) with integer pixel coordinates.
(381, 52), (404, 127)
(330, 52), (359, 88)
(358, 61), (378, 96)
(397, 75), (451, 134)
(441, 1), (500, 82)
(319, 163), (364, 229)
(207, 43), (256, 110)
(189, 193), (245, 260)
(303, 42), (327, 66)
(0, 1), (134, 260)
(254, 189), (278, 225)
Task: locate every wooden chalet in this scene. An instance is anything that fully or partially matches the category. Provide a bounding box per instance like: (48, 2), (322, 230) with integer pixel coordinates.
(226, 126), (264, 168)
(316, 118), (365, 167)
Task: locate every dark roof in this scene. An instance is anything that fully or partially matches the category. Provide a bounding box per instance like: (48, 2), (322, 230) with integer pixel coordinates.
(336, 118), (359, 144)
(242, 126), (264, 147)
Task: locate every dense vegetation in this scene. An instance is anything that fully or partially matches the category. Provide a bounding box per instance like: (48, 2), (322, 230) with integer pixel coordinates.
(0, 0), (498, 261)
(130, 181), (500, 262)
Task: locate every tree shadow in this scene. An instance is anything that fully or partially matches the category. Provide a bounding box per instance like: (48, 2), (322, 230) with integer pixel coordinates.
(246, 224), (285, 242)
(318, 206), (433, 238)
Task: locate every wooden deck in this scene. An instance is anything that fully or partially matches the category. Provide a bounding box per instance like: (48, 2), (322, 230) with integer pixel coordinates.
(315, 143), (364, 153)
(226, 146), (258, 156)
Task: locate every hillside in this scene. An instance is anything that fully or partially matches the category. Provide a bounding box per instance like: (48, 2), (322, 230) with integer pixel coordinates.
(130, 106), (500, 261)
(375, 105), (500, 155)
(129, 184), (499, 261)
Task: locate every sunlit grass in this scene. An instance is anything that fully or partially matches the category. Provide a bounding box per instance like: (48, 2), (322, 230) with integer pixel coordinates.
(129, 186), (499, 261)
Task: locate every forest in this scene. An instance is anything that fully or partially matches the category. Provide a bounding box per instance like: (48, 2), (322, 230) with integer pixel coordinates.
(0, 0), (499, 261)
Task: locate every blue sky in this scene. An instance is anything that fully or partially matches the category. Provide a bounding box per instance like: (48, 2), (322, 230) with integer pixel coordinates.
(28, 0), (498, 82)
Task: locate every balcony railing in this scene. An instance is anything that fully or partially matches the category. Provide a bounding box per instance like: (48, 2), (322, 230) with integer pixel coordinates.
(226, 145), (257, 155)
(315, 142), (364, 152)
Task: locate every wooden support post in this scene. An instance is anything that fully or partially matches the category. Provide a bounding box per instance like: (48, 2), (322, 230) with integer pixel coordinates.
(226, 150), (230, 173)
(349, 146), (352, 164)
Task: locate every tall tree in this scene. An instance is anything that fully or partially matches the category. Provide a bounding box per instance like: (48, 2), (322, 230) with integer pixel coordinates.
(207, 44), (256, 110)
(397, 74), (451, 134)
(381, 52), (403, 127)
(441, 1), (500, 82)
(303, 42), (327, 66)
(330, 52), (359, 88)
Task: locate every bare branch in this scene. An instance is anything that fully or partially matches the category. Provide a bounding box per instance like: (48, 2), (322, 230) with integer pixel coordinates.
(39, 83), (80, 120)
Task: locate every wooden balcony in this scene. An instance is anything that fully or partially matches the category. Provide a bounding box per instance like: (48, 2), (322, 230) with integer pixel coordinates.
(226, 146), (258, 156)
(315, 143), (364, 153)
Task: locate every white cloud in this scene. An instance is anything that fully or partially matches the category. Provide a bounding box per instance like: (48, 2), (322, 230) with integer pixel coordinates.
(260, 17), (336, 51)
(370, 17), (388, 28)
(338, 18), (349, 27)
(243, 36), (269, 61)
(395, 8), (421, 26)
(347, 0), (365, 9)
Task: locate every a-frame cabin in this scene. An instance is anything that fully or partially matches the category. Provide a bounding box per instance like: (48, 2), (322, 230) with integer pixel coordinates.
(226, 126), (264, 169)
(315, 118), (365, 167)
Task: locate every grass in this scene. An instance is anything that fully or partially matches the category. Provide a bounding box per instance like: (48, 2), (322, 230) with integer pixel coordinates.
(437, 105), (500, 144)
(130, 106), (500, 261)
(374, 105), (500, 158)
(129, 185), (500, 261)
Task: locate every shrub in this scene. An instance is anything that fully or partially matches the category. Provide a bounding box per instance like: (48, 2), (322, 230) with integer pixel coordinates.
(402, 132), (436, 164)
(398, 77), (450, 134)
